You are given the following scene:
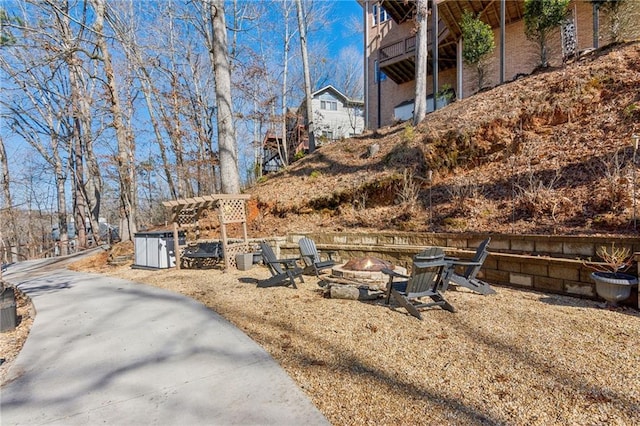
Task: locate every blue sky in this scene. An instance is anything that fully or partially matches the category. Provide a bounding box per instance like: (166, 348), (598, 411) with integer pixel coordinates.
(326, 0), (364, 59)
(0, 0), (367, 211)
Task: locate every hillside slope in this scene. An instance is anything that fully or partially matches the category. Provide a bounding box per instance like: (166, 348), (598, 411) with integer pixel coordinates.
(248, 41), (640, 237)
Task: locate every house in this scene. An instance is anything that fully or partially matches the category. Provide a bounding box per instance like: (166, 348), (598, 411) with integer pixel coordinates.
(262, 86), (365, 174)
(306, 85), (365, 144)
(294, 85), (365, 149)
(359, 0), (627, 128)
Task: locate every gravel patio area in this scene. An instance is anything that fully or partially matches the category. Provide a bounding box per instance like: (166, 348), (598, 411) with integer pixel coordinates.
(92, 260), (640, 425)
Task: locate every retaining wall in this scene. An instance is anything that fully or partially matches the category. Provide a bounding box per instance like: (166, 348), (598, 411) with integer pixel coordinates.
(277, 232), (640, 306)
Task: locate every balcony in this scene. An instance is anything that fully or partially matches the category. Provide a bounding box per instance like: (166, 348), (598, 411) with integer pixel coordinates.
(379, 36), (417, 84)
(378, 23), (456, 85)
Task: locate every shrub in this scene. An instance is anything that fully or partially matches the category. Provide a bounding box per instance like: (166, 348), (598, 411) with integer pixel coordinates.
(460, 10), (495, 91)
(524, 0), (571, 68)
(402, 124), (415, 144)
(395, 168), (420, 212)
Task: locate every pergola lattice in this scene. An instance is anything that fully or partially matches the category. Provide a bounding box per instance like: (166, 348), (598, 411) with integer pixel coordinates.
(162, 194), (252, 270)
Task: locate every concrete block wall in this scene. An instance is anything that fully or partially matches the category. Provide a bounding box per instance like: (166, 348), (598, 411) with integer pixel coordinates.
(480, 252), (596, 298)
(280, 232), (640, 303)
(287, 232), (640, 258)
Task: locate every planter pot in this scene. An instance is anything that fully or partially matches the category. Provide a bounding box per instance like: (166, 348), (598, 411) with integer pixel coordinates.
(591, 272), (638, 305)
(235, 253), (254, 271)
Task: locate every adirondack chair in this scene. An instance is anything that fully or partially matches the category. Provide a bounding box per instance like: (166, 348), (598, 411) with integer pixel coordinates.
(446, 238), (495, 295)
(381, 247), (456, 319)
(257, 242), (304, 289)
(298, 237), (337, 277)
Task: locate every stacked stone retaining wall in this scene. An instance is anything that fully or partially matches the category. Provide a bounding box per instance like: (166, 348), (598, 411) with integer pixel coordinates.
(276, 232), (640, 306)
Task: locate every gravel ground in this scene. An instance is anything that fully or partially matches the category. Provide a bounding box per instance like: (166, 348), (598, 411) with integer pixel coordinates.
(85, 259), (640, 426)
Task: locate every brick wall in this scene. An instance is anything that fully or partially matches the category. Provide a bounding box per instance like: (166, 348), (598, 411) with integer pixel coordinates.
(366, 0), (616, 128)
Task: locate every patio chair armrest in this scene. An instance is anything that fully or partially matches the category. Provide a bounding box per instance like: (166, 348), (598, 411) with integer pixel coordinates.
(381, 268), (409, 279)
(448, 260), (482, 267)
(270, 257), (301, 269)
(319, 249), (337, 261)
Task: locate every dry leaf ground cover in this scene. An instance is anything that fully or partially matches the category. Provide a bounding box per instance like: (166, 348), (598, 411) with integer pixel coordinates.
(81, 257), (640, 425)
(247, 42), (640, 238)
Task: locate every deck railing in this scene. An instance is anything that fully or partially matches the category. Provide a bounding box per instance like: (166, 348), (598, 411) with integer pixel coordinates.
(379, 35), (417, 64)
(378, 24), (449, 65)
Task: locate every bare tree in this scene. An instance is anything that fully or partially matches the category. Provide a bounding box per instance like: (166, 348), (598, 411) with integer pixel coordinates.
(46, 0), (103, 246)
(183, 51), (219, 195)
(1, 2), (80, 252)
(413, 0), (429, 125)
(204, 0), (241, 193)
(90, 0), (137, 241)
(335, 45), (364, 136)
(0, 79), (72, 253)
(107, 0), (179, 200)
(0, 135), (19, 254)
(296, 0), (316, 153)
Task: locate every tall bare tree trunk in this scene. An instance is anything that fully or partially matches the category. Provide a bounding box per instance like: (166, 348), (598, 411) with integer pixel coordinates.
(296, 0), (315, 153)
(413, 0), (429, 125)
(164, 7), (194, 198)
(91, 0), (137, 241)
(137, 68), (178, 199)
(71, 119), (88, 248)
(53, 131), (69, 255)
(0, 136), (19, 251)
(53, 0), (101, 245)
(279, 0), (294, 166)
(185, 63), (218, 195)
(207, 0), (241, 194)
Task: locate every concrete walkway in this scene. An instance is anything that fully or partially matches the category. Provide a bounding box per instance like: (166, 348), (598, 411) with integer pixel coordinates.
(0, 254), (328, 425)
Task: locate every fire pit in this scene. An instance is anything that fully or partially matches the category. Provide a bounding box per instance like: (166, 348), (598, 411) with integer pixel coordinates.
(331, 256), (406, 291)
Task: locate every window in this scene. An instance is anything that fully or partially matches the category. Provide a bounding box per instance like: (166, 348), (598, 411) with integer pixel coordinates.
(372, 4), (390, 26)
(374, 60), (386, 84)
(321, 131), (334, 140)
(321, 100), (337, 111)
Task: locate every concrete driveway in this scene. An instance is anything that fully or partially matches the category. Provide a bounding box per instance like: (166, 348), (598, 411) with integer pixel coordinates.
(1, 254), (328, 425)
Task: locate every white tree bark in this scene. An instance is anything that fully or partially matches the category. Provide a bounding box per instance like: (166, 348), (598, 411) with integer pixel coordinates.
(296, 0), (315, 153)
(208, 0), (241, 194)
(413, 0), (429, 125)
(280, 0), (295, 166)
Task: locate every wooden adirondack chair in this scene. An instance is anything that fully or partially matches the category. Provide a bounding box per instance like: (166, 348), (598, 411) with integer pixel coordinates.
(382, 247), (456, 319)
(446, 238), (495, 295)
(298, 237), (337, 277)
(257, 242), (304, 289)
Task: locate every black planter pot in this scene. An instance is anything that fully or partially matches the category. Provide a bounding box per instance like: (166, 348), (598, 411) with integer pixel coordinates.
(591, 272), (638, 304)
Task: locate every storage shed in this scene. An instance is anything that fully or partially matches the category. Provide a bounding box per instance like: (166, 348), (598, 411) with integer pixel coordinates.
(133, 230), (185, 269)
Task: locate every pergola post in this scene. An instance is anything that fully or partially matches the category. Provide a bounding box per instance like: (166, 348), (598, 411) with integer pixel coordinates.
(173, 220), (181, 270)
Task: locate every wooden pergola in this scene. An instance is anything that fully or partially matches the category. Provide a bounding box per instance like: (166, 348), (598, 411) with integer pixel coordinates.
(162, 194), (252, 270)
